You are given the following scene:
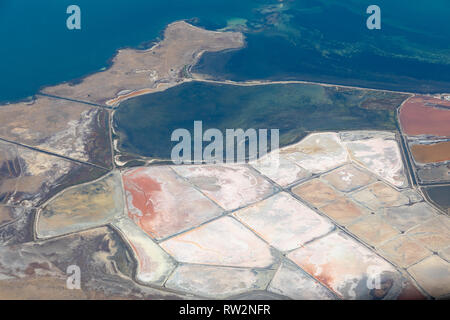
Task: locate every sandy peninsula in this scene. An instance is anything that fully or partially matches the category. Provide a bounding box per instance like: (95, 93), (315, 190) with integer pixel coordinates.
(41, 21), (244, 106)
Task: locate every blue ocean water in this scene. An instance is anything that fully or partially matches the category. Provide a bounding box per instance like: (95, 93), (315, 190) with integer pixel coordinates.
(0, 0), (262, 103)
(1, 0), (449, 103)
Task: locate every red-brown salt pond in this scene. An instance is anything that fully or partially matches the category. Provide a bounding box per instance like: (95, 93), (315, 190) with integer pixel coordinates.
(411, 141), (450, 164)
(399, 96), (450, 137)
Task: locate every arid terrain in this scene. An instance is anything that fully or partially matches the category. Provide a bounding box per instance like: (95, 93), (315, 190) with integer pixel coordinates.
(0, 21), (449, 300)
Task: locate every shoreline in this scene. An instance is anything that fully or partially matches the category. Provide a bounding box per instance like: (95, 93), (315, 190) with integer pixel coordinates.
(38, 21), (245, 107)
(3, 19), (449, 107)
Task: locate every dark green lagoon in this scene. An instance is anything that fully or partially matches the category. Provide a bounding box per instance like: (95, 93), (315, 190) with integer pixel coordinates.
(114, 81), (408, 160)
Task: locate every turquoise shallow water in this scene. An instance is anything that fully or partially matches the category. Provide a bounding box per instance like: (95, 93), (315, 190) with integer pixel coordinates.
(1, 0), (450, 103)
(194, 0), (450, 93)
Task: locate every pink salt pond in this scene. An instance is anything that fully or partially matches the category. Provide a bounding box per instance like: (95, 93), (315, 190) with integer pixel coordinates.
(122, 166), (223, 240)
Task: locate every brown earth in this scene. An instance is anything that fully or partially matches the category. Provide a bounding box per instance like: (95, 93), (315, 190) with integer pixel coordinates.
(0, 227), (187, 299)
(0, 140), (107, 207)
(0, 96), (111, 167)
(411, 141), (450, 164)
(42, 21), (244, 106)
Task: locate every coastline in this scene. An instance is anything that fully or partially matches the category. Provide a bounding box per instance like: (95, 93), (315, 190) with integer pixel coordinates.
(4, 18), (449, 109)
(39, 21), (245, 107)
